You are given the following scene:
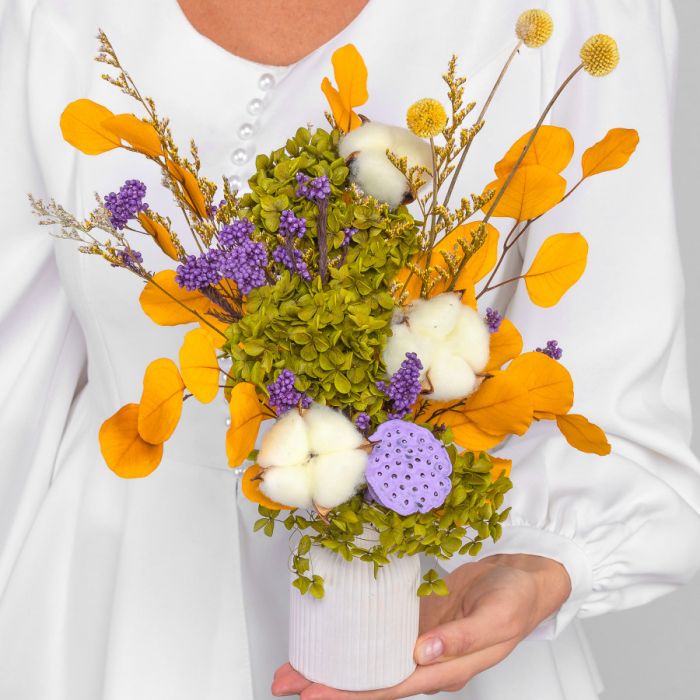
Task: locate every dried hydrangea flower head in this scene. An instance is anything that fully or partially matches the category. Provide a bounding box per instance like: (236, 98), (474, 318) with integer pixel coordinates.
(515, 9), (554, 48)
(257, 404), (368, 510)
(383, 293), (490, 402)
(338, 122), (432, 208)
(406, 98), (448, 139)
(366, 420), (452, 515)
(580, 34), (620, 76)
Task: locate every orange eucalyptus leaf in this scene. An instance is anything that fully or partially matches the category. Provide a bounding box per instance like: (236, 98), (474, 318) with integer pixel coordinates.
(321, 44), (368, 132)
(137, 358), (185, 443)
(242, 465), (293, 510)
(556, 414), (611, 456)
(458, 282), (477, 310)
(198, 314), (230, 348)
(226, 383), (269, 468)
(59, 99), (121, 155)
(534, 410), (557, 421)
(99, 403), (164, 478)
(495, 126), (575, 177)
(102, 113), (163, 157)
(484, 165), (566, 221)
(582, 128), (640, 178)
(445, 416), (507, 451)
(508, 352), (574, 416)
(489, 456), (512, 481)
(138, 213), (179, 260)
(524, 233), (588, 307)
(463, 371), (533, 436)
(321, 78), (356, 133)
(485, 318), (523, 372)
(139, 270), (212, 326)
(167, 161), (208, 218)
(179, 328), (220, 403)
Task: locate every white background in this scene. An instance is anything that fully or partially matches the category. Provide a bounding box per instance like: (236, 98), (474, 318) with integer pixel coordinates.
(582, 0), (700, 696)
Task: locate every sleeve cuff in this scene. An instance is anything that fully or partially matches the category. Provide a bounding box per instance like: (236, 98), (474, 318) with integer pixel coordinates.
(438, 525), (593, 640)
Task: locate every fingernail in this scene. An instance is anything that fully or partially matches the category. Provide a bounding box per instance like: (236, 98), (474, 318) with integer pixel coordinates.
(417, 637), (444, 663)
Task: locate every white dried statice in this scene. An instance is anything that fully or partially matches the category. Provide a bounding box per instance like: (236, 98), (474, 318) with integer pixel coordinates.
(338, 122), (432, 208)
(383, 293), (490, 402)
(257, 404), (368, 510)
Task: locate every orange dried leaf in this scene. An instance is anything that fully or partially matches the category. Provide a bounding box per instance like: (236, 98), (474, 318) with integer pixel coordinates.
(484, 165), (566, 221)
(137, 358), (185, 443)
(138, 212), (179, 260)
(242, 465), (293, 510)
(445, 416), (507, 451)
(226, 383), (269, 468)
(167, 161), (208, 219)
(485, 318), (523, 372)
(495, 126), (575, 177)
(458, 282), (477, 310)
(102, 114), (163, 157)
(582, 128), (640, 178)
(489, 456), (512, 481)
(463, 371), (533, 436)
(508, 352), (574, 416)
(321, 44), (368, 132)
(59, 99), (121, 155)
(179, 328), (220, 403)
(556, 414), (611, 456)
(99, 403), (164, 478)
(139, 270), (212, 326)
(198, 315), (230, 348)
(524, 233), (588, 307)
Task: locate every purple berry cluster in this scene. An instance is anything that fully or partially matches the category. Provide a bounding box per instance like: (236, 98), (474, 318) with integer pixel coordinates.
(104, 179), (148, 230)
(175, 250), (223, 291)
(342, 226), (358, 247)
(279, 209), (307, 239)
(485, 307), (502, 333)
(366, 420), (453, 515)
(536, 339), (563, 360)
(377, 352), (423, 419)
(267, 369), (312, 415)
(219, 241), (268, 295)
(112, 248), (143, 269)
(219, 218), (255, 246)
(354, 412), (371, 432)
(295, 172), (331, 202)
(272, 245), (311, 280)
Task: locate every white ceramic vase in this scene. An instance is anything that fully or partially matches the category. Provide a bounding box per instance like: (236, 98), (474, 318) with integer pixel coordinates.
(288, 534), (421, 691)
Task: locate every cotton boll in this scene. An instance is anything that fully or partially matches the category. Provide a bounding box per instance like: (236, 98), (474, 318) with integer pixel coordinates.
(309, 450), (369, 509)
(338, 122), (396, 159)
(446, 306), (491, 372)
(389, 126), (433, 172)
(426, 350), (478, 401)
(304, 404), (364, 454)
(257, 411), (309, 468)
(260, 464), (314, 510)
(383, 323), (434, 379)
(348, 150), (412, 209)
(407, 293), (462, 339)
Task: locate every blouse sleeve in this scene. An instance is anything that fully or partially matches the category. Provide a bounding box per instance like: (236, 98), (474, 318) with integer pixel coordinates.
(0, 0), (86, 589)
(442, 0), (700, 639)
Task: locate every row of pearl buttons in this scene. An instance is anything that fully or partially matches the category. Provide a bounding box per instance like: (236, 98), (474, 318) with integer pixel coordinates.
(228, 72), (277, 189)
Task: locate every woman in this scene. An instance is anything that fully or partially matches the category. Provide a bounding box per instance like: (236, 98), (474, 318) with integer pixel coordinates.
(0, 0), (698, 698)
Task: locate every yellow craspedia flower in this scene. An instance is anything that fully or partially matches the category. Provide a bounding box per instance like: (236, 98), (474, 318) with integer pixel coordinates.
(580, 34), (619, 76)
(515, 9), (554, 48)
(406, 98), (447, 139)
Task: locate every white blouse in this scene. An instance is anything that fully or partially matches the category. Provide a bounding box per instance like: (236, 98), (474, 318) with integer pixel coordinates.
(1, 0), (698, 698)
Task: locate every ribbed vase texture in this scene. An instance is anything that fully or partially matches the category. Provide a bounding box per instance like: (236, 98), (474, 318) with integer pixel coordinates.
(288, 543), (421, 691)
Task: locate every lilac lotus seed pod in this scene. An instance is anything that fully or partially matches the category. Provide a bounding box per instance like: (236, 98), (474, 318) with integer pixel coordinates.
(366, 420), (452, 516)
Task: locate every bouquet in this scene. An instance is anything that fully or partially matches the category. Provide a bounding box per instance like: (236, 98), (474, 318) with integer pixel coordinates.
(31, 8), (638, 690)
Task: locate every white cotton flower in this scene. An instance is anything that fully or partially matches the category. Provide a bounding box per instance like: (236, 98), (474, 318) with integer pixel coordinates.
(257, 404), (368, 510)
(338, 122), (432, 209)
(382, 293), (491, 403)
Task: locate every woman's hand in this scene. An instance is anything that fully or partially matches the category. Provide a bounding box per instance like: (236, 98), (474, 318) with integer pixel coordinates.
(271, 553), (571, 699)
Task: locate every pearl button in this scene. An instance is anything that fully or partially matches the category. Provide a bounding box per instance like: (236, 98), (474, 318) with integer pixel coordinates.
(225, 416), (232, 427)
(238, 123), (255, 140)
(231, 148), (249, 166)
(258, 73), (275, 91)
(248, 98), (264, 116)
(228, 175), (242, 190)
(232, 466), (245, 478)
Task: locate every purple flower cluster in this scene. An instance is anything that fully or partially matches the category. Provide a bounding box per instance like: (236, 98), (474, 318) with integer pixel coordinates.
(272, 245), (311, 281)
(112, 248), (143, 269)
(219, 241), (268, 295)
(343, 227), (358, 247)
(536, 340), (563, 360)
(279, 209), (307, 239)
(219, 218), (255, 246)
(267, 369), (312, 415)
(295, 172), (331, 202)
(485, 307), (502, 334)
(175, 250), (222, 291)
(354, 412), (371, 431)
(378, 352), (423, 419)
(104, 179), (148, 230)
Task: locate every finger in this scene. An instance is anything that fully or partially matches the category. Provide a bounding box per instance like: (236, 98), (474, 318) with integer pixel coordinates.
(415, 592), (523, 664)
(272, 663), (314, 696)
(300, 640), (515, 700)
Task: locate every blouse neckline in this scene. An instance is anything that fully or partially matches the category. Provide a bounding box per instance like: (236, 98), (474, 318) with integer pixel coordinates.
(169, 0), (375, 72)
